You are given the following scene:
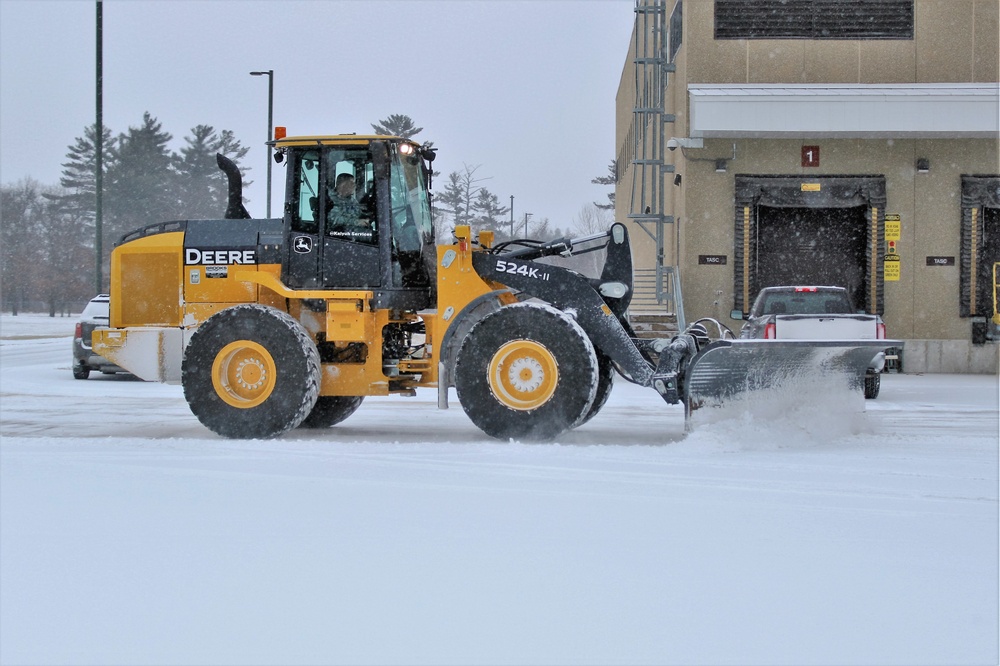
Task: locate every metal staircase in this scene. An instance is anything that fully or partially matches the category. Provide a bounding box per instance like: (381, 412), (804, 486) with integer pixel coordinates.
(626, 0), (684, 331)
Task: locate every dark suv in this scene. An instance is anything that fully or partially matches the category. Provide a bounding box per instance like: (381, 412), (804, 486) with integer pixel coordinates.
(72, 295), (124, 379)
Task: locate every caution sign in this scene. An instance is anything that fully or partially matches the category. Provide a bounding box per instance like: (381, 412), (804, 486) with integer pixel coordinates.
(884, 254), (901, 281)
(885, 214), (901, 241)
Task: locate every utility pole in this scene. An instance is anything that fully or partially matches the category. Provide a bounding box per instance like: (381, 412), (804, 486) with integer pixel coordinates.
(509, 195), (514, 238)
(524, 212), (532, 237)
(95, 0), (103, 293)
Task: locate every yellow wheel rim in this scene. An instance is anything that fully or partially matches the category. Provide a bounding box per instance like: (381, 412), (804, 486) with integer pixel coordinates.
(487, 340), (558, 410)
(211, 340), (277, 409)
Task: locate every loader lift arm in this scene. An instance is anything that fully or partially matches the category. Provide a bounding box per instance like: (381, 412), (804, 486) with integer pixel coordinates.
(472, 223), (656, 388)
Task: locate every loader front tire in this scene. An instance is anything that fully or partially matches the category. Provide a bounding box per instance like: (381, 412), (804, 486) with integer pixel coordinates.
(575, 349), (614, 427)
(455, 303), (598, 441)
(182, 305), (320, 439)
(299, 396), (364, 428)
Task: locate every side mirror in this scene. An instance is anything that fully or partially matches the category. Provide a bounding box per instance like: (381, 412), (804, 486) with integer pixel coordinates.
(730, 309), (744, 321)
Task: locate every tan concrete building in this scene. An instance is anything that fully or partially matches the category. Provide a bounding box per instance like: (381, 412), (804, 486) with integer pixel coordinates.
(616, 0), (1000, 372)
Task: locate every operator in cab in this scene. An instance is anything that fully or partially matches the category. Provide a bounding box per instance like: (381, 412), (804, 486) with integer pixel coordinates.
(327, 172), (374, 243)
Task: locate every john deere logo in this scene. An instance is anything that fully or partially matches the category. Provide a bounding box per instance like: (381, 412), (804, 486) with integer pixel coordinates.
(293, 236), (313, 254)
(184, 248), (256, 265)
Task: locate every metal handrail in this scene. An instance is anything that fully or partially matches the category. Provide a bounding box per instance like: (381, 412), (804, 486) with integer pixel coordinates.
(671, 266), (686, 330)
(993, 262), (1000, 325)
(631, 265), (683, 322)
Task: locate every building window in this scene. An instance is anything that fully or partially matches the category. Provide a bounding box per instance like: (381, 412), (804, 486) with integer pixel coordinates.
(669, 1), (683, 61)
(715, 0), (914, 40)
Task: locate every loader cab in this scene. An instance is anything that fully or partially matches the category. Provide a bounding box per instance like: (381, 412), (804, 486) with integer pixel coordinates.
(279, 136), (436, 309)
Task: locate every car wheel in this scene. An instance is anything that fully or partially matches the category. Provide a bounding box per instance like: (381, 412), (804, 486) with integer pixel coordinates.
(864, 372), (881, 399)
(72, 364), (90, 380)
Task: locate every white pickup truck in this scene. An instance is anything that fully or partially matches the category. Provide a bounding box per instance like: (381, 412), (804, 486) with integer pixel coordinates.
(732, 286), (888, 399)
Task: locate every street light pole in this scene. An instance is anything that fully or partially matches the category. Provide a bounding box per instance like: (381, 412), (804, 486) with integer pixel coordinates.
(250, 70), (274, 217)
(95, 0), (103, 293)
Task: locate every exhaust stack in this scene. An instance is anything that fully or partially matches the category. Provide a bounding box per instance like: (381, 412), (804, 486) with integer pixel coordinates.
(216, 153), (252, 220)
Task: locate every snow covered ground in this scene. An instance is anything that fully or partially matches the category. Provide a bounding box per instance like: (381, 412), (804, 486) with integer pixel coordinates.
(1, 313), (997, 666)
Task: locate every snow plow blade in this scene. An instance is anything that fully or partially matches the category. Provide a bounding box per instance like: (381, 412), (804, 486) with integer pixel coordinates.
(683, 339), (901, 428)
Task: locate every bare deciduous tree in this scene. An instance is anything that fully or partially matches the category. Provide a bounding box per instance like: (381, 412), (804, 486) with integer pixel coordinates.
(573, 203), (614, 235)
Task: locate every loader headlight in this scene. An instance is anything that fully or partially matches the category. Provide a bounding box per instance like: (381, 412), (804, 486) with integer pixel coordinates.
(399, 143), (415, 156)
(599, 282), (629, 299)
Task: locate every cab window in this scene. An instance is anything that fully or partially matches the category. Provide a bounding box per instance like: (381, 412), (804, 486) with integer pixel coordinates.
(291, 150), (320, 234)
(324, 148), (377, 245)
(388, 145), (434, 253)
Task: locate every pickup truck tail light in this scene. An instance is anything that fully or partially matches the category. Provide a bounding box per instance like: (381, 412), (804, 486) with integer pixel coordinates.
(74, 322), (83, 340)
(764, 322), (776, 339)
(876, 322), (886, 339)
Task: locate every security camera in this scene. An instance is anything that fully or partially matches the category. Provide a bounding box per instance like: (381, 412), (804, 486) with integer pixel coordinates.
(667, 138), (679, 151)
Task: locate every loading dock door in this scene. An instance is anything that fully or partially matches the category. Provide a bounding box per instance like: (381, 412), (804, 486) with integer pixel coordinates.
(757, 206), (868, 310)
(982, 208), (1000, 316)
(960, 175), (1000, 318)
(734, 175), (886, 315)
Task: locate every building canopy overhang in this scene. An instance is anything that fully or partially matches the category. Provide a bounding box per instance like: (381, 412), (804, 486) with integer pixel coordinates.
(689, 83), (999, 139)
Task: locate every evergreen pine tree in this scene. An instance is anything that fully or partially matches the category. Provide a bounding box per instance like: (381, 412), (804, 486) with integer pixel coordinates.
(105, 112), (177, 240)
(592, 159), (617, 210)
(174, 125), (251, 219)
(371, 114), (423, 139)
(472, 188), (509, 234)
(55, 123), (115, 221)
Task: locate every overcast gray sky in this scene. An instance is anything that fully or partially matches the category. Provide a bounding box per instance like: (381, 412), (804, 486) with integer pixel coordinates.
(0, 0), (634, 228)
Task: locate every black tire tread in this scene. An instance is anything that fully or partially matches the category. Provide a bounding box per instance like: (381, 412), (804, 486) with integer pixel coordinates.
(575, 349), (614, 427)
(299, 395), (364, 428)
(454, 302), (598, 441)
(864, 372), (881, 399)
(182, 304), (320, 439)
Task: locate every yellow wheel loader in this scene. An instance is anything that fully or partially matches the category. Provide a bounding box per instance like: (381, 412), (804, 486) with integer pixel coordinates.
(94, 134), (898, 440)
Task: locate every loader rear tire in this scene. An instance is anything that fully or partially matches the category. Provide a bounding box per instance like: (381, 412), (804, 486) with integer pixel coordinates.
(455, 303), (598, 441)
(182, 305), (321, 439)
(299, 396), (364, 428)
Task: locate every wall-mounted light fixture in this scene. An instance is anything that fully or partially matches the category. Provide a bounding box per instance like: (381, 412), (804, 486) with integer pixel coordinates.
(916, 158), (930, 173)
(673, 174), (682, 186)
(715, 159), (728, 173)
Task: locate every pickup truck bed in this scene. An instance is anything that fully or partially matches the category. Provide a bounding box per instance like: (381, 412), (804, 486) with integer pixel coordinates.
(734, 286), (889, 399)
